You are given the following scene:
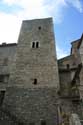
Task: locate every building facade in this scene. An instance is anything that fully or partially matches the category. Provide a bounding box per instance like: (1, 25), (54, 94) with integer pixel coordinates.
(0, 18), (83, 125)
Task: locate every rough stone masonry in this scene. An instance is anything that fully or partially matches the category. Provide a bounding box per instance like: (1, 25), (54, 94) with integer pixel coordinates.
(0, 17), (83, 125)
(2, 18), (60, 125)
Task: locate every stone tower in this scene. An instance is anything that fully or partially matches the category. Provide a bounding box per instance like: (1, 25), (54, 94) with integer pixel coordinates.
(3, 18), (59, 125)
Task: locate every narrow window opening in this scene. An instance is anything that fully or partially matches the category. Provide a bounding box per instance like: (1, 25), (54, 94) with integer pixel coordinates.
(33, 79), (37, 85)
(0, 91), (5, 106)
(66, 64), (70, 69)
(32, 42), (35, 48)
(59, 106), (62, 113)
(36, 42), (39, 48)
(0, 75), (4, 82)
(71, 80), (76, 87)
(41, 120), (46, 125)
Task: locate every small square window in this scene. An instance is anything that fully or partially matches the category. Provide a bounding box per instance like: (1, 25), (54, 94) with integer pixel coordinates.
(38, 26), (41, 30)
(0, 75), (9, 83)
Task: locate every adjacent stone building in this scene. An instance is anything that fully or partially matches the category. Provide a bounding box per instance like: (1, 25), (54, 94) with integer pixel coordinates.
(0, 17), (83, 125)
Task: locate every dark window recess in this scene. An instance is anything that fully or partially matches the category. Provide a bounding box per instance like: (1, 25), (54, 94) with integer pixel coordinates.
(0, 75), (9, 83)
(71, 80), (76, 87)
(33, 79), (37, 85)
(66, 64), (70, 69)
(0, 75), (4, 82)
(36, 42), (39, 48)
(41, 120), (46, 125)
(59, 106), (62, 113)
(0, 91), (5, 106)
(72, 99), (80, 104)
(32, 42), (35, 48)
(38, 26), (41, 30)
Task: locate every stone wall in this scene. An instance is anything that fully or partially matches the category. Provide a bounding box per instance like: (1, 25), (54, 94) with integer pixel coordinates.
(79, 39), (83, 64)
(0, 44), (16, 90)
(59, 70), (71, 96)
(69, 113), (81, 125)
(9, 18), (59, 89)
(3, 87), (58, 125)
(3, 18), (59, 125)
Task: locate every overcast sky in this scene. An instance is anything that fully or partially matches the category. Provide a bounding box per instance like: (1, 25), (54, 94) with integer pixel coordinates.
(0, 0), (83, 58)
